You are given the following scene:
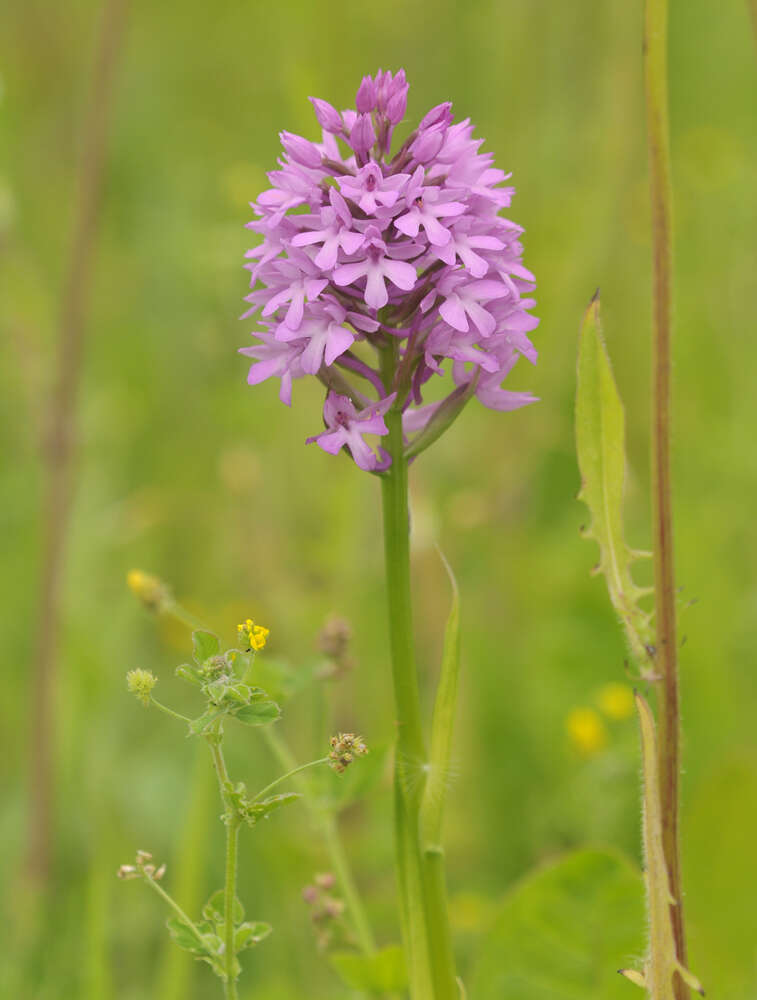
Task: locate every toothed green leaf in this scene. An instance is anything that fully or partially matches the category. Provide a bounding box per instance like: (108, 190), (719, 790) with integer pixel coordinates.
(635, 694), (703, 998)
(576, 294), (653, 665)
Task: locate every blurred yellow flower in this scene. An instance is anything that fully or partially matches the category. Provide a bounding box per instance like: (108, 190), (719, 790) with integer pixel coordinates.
(596, 682), (635, 720)
(126, 569), (169, 612)
(566, 707), (608, 757)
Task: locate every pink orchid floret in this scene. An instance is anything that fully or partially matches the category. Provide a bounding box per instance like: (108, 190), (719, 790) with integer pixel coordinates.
(307, 393), (395, 471)
(240, 69), (538, 471)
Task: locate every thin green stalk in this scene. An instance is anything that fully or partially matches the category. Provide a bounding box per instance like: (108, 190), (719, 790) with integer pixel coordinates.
(165, 600), (208, 632)
(644, 0), (689, 997)
(379, 341), (457, 1000)
(205, 731), (239, 999)
(223, 818), (241, 1000)
(144, 876), (205, 944)
(262, 727), (377, 955)
(319, 813), (377, 956)
(150, 697), (192, 726)
(252, 758), (330, 802)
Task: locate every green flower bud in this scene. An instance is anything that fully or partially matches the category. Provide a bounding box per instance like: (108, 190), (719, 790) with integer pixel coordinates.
(126, 668), (157, 707)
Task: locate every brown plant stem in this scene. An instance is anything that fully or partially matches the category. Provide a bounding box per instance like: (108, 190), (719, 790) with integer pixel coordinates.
(644, 0), (689, 996)
(749, 0), (757, 51)
(26, 0), (129, 888)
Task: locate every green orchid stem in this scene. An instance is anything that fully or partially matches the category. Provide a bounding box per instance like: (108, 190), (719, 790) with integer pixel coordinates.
(644, 0), (689, 996)
(261, 728), (377, 956)
(252, 758), (330, 803)
(379, 341), (458, 1000)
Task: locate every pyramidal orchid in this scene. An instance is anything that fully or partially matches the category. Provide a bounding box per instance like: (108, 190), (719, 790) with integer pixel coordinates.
(240, 70), (539, 1000)
(241, 68), (538, 473)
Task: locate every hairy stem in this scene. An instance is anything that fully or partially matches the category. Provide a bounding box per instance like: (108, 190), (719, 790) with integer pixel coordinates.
(26, 0), (129, 891)
(261, 728), (377, 955)
(644, 0), (689, 996)
(379, 343), (457, 1000)
(145, 875), (206, 944)
(205, 732), (239, 998)
(223, 819), (240, 1000)
(251, 758), (330, 803)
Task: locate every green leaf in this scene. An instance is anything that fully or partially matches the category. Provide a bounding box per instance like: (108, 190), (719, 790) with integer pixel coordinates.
(330, 945), (408, 992)
(420, 548), (460, 849)
(234, 921), (272, 951)
(175, 663), (202, 686)
(576, 294), (653, 667)
(404, 375), (478, 459)
(243, 792), (301, 826)
(165, 916), (213, 958)
(202, 890), (244, 927)
(471, 848), (645, 1000)
(192, 630), (220, 664)
(634, 694), (704, 997)
(232, 699), (281, 727)
(186, 707), (223, 736)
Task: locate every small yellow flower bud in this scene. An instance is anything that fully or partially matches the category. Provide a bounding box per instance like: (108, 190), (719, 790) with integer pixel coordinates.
(126, 669), (157, 707)
(566, 707), (607, 757)
(596, 682), (635, 721)
(237, 617), (270, 651)
(127, 569), (170, 613)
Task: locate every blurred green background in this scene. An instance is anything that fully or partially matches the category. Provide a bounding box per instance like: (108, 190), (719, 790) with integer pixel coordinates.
(2, 0), (756, 996)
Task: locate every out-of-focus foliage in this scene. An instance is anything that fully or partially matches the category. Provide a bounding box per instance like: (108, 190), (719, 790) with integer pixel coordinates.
(1, 1), (756, 997)
(472, 848), (645, 999)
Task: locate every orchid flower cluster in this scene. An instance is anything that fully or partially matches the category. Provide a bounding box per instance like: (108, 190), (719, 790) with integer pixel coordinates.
(241, 69), (538, 471)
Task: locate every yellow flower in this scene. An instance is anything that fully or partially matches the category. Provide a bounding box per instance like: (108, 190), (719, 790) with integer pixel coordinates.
(596, 682), (635, 720)
(566, 707), (608, 757)
(237, 618), (270, 651)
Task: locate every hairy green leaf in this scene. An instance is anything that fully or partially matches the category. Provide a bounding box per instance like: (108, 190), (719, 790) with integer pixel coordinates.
(243, 792), (301, 826)
(234, 921), (272, 950)
(232, 698), (281, 727)
(632, 694), (704, 997)
(202, 890), (244, 927)
(576, 294), (653, 667)
(192, 630), (220, 664)
(330, 945), (407, 992)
